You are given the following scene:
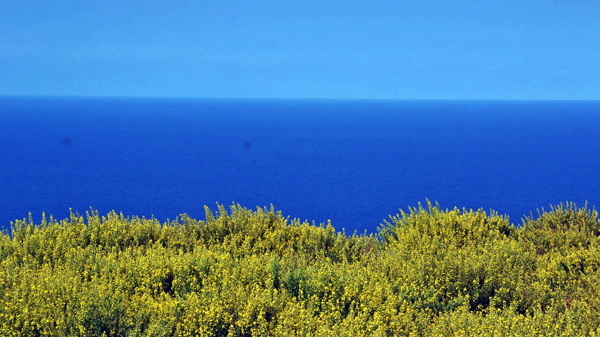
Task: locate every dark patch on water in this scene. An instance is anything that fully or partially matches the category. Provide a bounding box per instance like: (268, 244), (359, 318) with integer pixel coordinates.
(62, 137), (72, 146)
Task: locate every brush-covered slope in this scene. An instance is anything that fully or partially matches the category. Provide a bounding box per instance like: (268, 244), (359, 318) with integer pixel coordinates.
(1, 201), (599, 336)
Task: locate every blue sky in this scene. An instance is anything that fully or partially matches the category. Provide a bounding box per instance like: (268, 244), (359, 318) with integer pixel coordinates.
(1, 0), (598, 100)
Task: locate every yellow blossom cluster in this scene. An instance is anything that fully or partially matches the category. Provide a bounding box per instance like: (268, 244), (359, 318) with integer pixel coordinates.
(1, 200), (599, 336)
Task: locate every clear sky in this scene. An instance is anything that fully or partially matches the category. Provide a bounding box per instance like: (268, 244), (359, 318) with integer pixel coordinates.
(1, 0), (599, 100)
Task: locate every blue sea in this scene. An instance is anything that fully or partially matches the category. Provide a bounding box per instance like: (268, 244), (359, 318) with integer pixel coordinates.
(1, 96), (599, 236)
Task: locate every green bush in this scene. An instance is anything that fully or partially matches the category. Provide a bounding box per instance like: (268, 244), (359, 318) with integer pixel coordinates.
(1, 201), (599, 336)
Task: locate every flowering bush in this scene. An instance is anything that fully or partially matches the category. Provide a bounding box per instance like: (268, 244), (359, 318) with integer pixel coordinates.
(1, 201), (599, 336)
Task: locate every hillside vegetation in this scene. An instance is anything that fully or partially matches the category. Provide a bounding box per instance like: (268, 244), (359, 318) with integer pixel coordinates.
(1, 200), (599, 336)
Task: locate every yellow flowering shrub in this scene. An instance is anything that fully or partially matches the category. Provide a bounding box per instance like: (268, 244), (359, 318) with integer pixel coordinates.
(1, 200), (599, 336)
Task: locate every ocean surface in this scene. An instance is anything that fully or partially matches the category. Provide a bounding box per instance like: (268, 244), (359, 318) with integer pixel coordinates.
(1, 96), (599, 236)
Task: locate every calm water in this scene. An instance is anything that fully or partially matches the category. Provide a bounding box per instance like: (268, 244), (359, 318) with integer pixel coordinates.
(1, 96), (599, 235)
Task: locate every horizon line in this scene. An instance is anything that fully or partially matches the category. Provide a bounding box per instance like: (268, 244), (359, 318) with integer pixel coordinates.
(1, 94), (600, 102)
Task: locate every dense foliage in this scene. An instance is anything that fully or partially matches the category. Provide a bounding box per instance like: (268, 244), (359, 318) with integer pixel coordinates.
(1, 200), (599, 336)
